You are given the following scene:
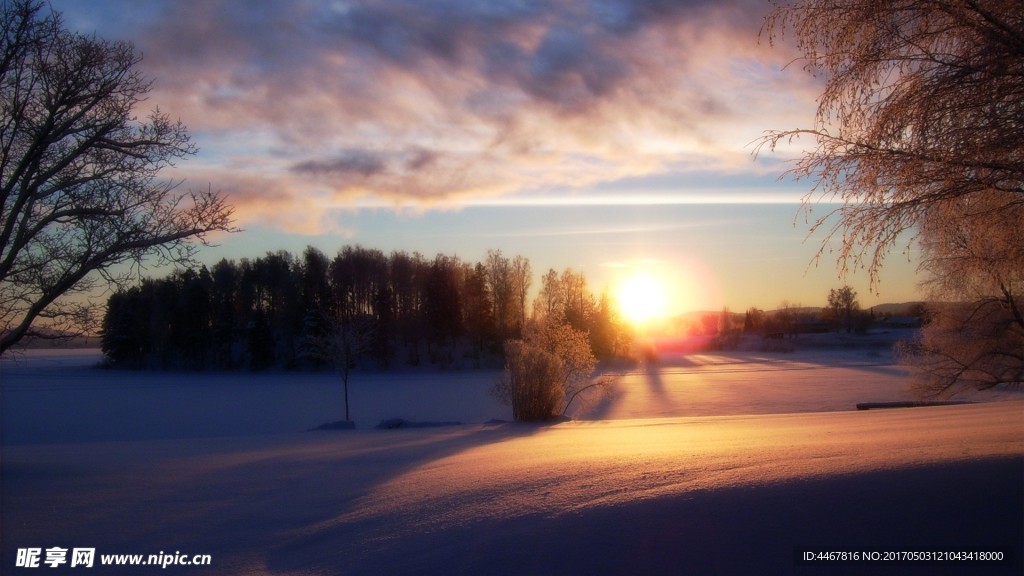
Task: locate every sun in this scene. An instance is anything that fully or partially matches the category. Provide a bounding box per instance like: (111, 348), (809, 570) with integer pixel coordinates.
(615, 273), (668, 325)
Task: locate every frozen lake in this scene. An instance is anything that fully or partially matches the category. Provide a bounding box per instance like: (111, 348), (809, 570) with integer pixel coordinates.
(1, 349), (505, 445)
(2, 346), (1018, 445)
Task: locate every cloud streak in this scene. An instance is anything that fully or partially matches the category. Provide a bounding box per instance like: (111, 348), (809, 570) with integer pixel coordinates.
(52, 0), (816, 233)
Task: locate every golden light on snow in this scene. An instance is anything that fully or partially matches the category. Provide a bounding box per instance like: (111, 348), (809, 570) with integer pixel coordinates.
(615, 272), (668, 325)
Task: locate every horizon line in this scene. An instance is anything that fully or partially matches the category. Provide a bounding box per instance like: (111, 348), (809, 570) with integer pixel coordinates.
(330, 192), (808, 210)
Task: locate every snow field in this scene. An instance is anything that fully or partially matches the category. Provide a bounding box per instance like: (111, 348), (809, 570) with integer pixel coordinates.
(2, 348), (1022, 574)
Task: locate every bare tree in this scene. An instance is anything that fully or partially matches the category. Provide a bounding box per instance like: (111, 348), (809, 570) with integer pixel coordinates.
(511, 255), (531, 335)
(559, 268), (593, 331)
(0, 1), (234, 354)
(760, 0), (1023, 394)
(533, 268), (564, 322)
(304, 316), (375, 423)
(770, 301), (803, 338)
(827, 286), (859, 333)
(484, 250), (512, 339)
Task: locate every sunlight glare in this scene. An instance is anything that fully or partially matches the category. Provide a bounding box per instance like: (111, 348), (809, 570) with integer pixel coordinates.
(616, 273), (668, 325)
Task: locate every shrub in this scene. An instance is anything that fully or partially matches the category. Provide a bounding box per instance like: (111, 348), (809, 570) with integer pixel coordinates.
(493, 339), (564, 422)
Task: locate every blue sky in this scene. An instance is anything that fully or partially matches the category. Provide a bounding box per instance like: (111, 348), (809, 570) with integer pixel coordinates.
(50, 0), (922, 314)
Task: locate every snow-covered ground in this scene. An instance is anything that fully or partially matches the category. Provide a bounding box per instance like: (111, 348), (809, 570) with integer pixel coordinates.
(2, 347), (1022, 574)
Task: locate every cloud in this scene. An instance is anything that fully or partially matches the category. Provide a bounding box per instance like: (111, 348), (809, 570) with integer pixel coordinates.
(291, 151), (389, 178)
(51, 0), (817, 232)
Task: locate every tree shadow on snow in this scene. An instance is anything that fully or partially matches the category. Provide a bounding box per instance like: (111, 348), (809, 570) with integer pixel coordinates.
(267, 455), (1023, 576)
(0, 421), (555, 575)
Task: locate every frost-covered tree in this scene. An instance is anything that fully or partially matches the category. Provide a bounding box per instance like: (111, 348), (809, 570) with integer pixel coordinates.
(897, 193), (1024, 395)
(493, 339), (564, 422)
(760, 0), (1023, 282)
(525, 321), (598, 415)
(761, 0), (1023, 394)
(494, 320), (615, 421)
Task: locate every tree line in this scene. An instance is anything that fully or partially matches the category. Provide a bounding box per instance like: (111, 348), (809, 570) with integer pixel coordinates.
(101, 246), (631, 371)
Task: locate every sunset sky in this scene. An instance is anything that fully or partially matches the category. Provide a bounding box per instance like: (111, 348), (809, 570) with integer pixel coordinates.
(51, 0), (921, 315)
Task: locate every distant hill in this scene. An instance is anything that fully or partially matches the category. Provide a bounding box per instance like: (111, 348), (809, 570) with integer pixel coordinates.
(661, 302), (927, 336)
(867, 302), (926, 316)
(674, 302), (925, 320)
